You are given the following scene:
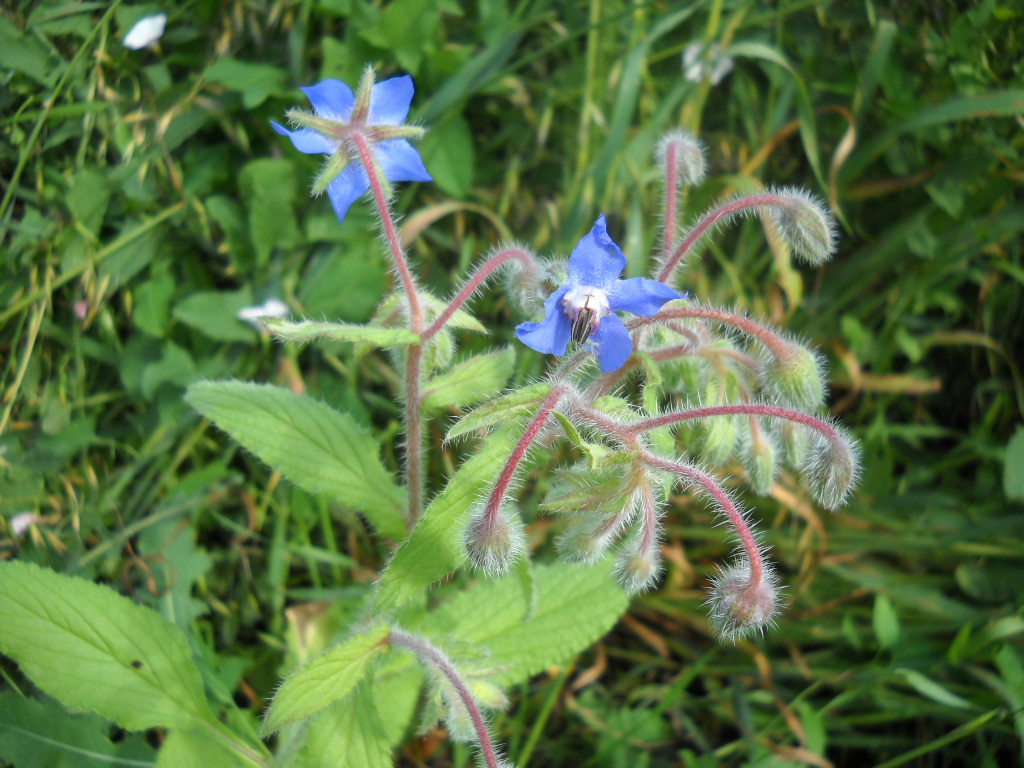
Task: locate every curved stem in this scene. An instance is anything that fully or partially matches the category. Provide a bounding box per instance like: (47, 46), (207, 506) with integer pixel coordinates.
(628, 403), (841, 445)
(627, 305), (789, 358)
(639, 450), (762, 586)
(390, 630), (505, 768)
(657, 193), (796, 283)
(423, 247), (537, 342)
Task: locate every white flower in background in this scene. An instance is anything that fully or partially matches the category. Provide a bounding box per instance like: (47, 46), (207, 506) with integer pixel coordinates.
(9, 512), (38, 538)
(682, 42), (734, 85)
(123, 13), (167, 50)
(238, 298), (290, 326)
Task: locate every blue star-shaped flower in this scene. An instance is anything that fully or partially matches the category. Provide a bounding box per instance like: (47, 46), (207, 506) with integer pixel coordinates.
(516, 215), (682, 373)
(271, 68), (432, 223)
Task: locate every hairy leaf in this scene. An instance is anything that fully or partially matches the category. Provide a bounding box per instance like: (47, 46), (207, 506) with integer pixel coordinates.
(263, 318), (421, 347)
(186, 381), (406, 540)
(296, 683), (392, 768)
(0, 562), (211, 731)
(446, 382), (552, 440)
(417, 561), (628, 686)
(262, 624), (391, 734)
(422, 347), (516, 414)
(373, 424), (519, 614)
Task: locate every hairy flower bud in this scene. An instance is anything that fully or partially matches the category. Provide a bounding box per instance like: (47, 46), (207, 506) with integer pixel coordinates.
(707, 559), (780, 641)
(616, 537), (662, 595)
(556, 512), (625, 564)
(464, 506), (526, 577)
(766, 189), (836, 266)
(655, 130), (707, 187)
(762, 342), (825, 411)
(799, 428), (860, 511)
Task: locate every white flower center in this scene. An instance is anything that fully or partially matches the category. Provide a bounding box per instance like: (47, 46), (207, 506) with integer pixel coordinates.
(562, 286), (610, 343)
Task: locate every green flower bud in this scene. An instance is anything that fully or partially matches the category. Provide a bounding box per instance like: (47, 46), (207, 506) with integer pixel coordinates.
(799, 428), (860, 511)
(464, 506), (526, 577)
(655, 130), (707, 187)
(707, 559), (780, 641)
(767, 188), (836, 266)
(763, 343), (826, 411)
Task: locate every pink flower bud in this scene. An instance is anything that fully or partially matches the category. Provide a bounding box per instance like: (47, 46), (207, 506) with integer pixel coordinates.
(707, 559), (780, 641)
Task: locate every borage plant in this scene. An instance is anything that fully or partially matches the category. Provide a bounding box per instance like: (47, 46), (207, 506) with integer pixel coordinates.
(0, 68), (858, 767)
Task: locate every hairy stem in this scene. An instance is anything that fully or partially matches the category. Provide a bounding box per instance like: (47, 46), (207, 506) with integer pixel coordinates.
(661, 140), (679, 262)
(424, 247), (538, 342)
(640, 450), (763, 586)
(354, 131), (425, 521)
(627, 305), (789, 359)
(482, 387), (565, 527)
(628, 403), (841, 446)
(390, 630), (505, 768)
(657, 192), (800, 283)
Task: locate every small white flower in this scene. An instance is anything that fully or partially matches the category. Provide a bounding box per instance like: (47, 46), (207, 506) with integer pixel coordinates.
(123, 13), (167, 50)
(237, 298), (290, 325)
(10, 512), (38, 538)
(682, 42), (734, 85)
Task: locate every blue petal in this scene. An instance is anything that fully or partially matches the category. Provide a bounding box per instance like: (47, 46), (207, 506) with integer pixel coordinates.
(591, 314), (633, 372)
(567, 215), (627, 289)
(326, 164), (370, 223)
(271, 122), (334, 155)
(370, 75), (415, 125)
(607, 277), (682, 316)
(378, 139), (432, 183)
(515, 285), (571, 356)
(301, 80), (354, 119)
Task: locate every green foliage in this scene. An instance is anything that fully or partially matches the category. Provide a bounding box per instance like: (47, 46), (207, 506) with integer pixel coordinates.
(186, 381), (407, 540)
(263, 624), (390, 734)
(0, 561), (211, 732)
(1, 0), (1021, 766)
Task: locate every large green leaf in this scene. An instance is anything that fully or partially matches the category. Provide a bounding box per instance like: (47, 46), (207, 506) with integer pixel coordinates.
(421, 347), (516, 414)
(416, 561), (628, 687)
(0, 562), (211, 732)
(373, 424), (519, 614)
(262, 624), (391, 734)
(186, 381), (406, 540)
(156, 728), (249, 768)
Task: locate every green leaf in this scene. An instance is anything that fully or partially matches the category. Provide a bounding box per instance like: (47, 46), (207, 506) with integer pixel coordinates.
(0, 692), (155, 767)
(0, 561), (212, 731)
(417, 561), (628, 686)
(173, 288), (257, 343)
(206, 58), (288, 108)
(422, 347), (516, 415)
(873, 593), (901, 650)
(297, 683), (393, 768)
(447, 382), (552, 440)
(67, 169), (112, 237)
(262, 624), (390, 734)
(186, 381), (406, 540)
(263, 318), (421, 347)
(1004, 426), (1024, 501)
(156, 728), (249, 768)
(358, 0), (440, 73)
(893, 669), (973, 711)
(373, 424), (519, 614)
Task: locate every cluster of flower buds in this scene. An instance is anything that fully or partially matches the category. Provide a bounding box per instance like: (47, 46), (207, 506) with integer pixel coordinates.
(460, 130), (858, 641)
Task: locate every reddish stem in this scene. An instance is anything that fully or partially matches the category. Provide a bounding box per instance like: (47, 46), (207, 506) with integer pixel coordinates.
(424, 248), (537, 342)
(657, 193), (795, 283)
(390, 630), (502, 768)
(483, 387), (565, 526)
(351, 132), (422, 332)
(640, 450), (763, 585)
(628, 403), (841, 445)
(627, 305), (789, 358)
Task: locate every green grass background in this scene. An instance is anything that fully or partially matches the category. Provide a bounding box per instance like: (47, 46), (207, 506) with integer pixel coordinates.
(1, 0), (1022, 766)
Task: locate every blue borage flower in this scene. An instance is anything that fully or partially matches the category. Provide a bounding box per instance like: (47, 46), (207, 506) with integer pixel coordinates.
(272, 68), (431, 223)
(516, 215), (682, 372)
